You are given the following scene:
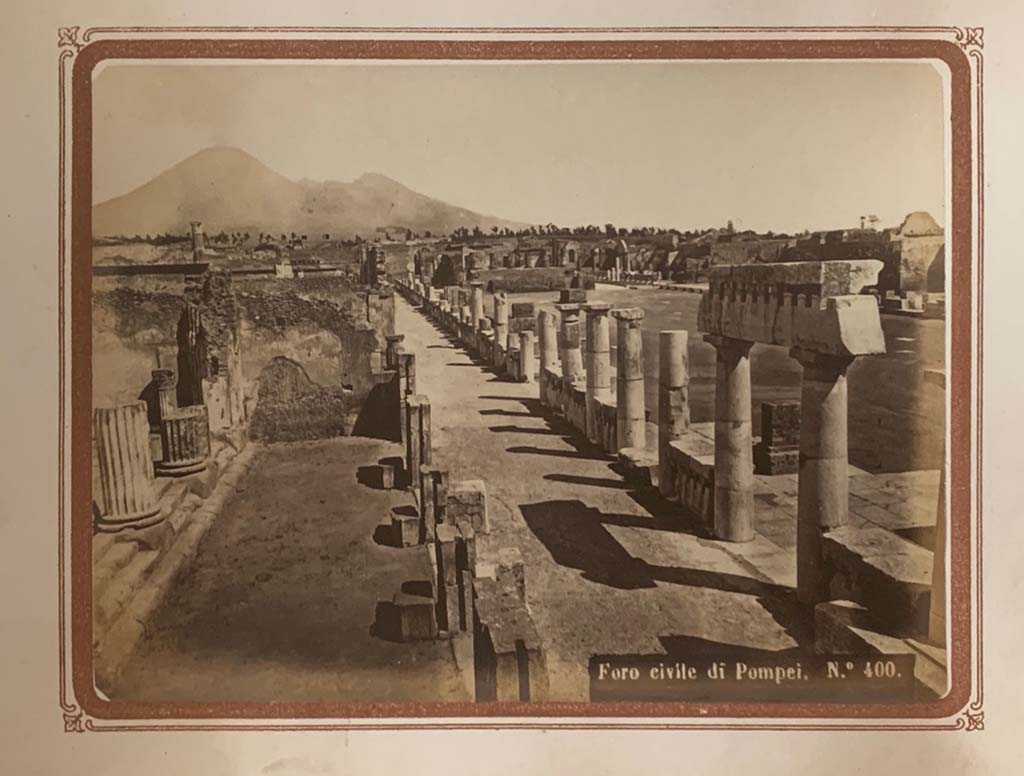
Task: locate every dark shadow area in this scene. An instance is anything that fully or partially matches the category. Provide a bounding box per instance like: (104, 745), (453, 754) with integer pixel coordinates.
(392, 505), (419, 518)
(488, 425), (563, 436)
(351, 373), (402, 441)
(447, 362), (483, 367)
(372, 523), (400, 548)
(427, 345), (451, 349)
(371, 600), (402, 642)
(356, 465), (384, 489)
(506, 445), (606, 461)
(479, 408), (533, 418)
(543, 473), (632, 490)
(378, 455), (406, 482)
(401, 579), (434, 597)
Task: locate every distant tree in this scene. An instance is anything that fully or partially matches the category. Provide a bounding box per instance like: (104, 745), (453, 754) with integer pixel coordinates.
(424, 230), (433, 238)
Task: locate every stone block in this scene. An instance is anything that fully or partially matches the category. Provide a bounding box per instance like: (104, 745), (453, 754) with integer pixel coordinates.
(447, 480), (489, 533)
(456, 521), (477, 575)
(510, 302), (536, 318)
(760, 400), (801, 448)
(444, 582), (461, 635)
(435, 524), (459, 586)
(393, 511), (422, 548)
(558, 288), (588, 304)
(394, 592), (439, 641)
(753, 444), (800, 475)
(380, 464), (396, 490)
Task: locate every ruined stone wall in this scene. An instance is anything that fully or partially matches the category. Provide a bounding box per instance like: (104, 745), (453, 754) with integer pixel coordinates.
(710, 238), (793, 266)
(480, 268), (596, 294)
(92, 281), (186, 408)
(898, 235), (945, 293)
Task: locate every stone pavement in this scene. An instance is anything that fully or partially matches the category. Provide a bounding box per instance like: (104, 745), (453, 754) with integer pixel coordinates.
(398, 296), (810, 701)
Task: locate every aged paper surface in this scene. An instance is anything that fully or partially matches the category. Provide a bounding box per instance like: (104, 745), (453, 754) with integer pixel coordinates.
(1, 0), (1021, 773)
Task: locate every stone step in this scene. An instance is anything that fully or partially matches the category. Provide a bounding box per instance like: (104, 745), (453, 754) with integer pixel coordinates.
(815, 600), (947, 699)
(93, 548), (159, 643)
(92, 540), (139, 601)
(822, 524), (933, 636)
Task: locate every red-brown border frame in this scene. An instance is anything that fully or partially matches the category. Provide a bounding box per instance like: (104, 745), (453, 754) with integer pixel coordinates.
(58, 30), (983, 731)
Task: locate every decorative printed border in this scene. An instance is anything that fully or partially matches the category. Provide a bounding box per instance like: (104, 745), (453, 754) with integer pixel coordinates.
(57, 26), (984, 732)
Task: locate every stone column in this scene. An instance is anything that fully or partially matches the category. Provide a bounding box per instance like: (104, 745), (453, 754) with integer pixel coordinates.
(538, 310), (558, 374)
(611, 308), (646, 451)
(93, 402), (162, 532)
(493, 293), (509, 368)
(658, 330), (690, 498)
(706, 334), (755, 543)
(555, 304), (584, 385)
(792, 348), (854, 602)
(152, 368), (178, 421)
(519, 331), (535, 383)
(583, 303), (612, 443)
(155, 405), (211, 477)
(399, 352), (417, 396)
(470, 281), (485, 332)
(385, 334), (405, 371)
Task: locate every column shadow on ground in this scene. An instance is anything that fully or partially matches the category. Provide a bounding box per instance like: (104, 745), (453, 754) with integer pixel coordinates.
(520, 499), (812, 649)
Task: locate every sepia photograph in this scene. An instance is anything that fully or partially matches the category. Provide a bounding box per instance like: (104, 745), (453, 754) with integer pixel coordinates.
(79, 45), (961, 716)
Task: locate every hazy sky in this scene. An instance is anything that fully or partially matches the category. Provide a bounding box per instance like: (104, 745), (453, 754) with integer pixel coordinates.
(93, 61), (947, 234)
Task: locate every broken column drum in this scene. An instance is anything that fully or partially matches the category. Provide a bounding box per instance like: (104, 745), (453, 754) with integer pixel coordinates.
(583, 303), (612, 444)
(657, 330), (690, 498)
(537, 310), (559, 374)
(155, 404), (212, 477)
(405, 395), (432, 490)
(93, 401), (162, 532)
(611, 308), (646, 451)
(519, 331), (535, 383)
(152, 368), (178, 422)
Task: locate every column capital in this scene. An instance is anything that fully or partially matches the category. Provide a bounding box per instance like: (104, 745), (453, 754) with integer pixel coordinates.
(704, 333), (753, 354)
(611, 307), (645, 325)
(789, 346), (854, 374)
(554, 303), (582, 315)
(582, 301), (612, 315)
(469, 280), (485, 289)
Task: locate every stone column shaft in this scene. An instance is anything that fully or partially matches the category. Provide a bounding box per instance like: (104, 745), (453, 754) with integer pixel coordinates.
(555, 304), (584, 385)
(405, 395), (430, 490)
(584, 303), (612, 443)
(152, 369), (178, 422)
(612, 308), (646, 451)
(93, 402), (162, 532)
(658, 330), (690, 498)
(537, 310), (558, 374)
(493, 293), (509, 367)
(708, 335), (755, 543)
(156, 405), (211, 477)
(470, 281), (485, 332)
(793, 349), (853, 603)
(385, 334), (405, 371)
(519, 331), (535, 384)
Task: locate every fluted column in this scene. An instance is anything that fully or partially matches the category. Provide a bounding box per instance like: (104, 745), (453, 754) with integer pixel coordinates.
(152, 368), (178, 422)
(658, 330), (690, 498)
(706, 334), (755, 543)
(93, 402), (162, 532)
(792, 348), (853, 602)
(156, 405), (211, 477)
(583, 303), (612, 443)
(611, 308), (646, 451)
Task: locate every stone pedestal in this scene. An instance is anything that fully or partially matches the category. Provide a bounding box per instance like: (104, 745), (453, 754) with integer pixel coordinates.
(612, 308), (646, 452)
(155, 405), (211, 477)
(537, 310), (558, 374)
(470, 281), (485, 332)
(753, 400), (801, 475)
(555, 304), (584, 385)
(793, 348), (854, 603)
(93, 402), (162, 532)
(519, 331), (535, 384)
(707, 334), (755, 543)
(493, 293), (509, 367)
(584, 303), (612, 444)
(385, 334), (405, 370)
(657, 330), (690, 498)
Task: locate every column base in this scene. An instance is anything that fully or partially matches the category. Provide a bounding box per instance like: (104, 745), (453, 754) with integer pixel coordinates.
(94, 505), (164, 534)
(154, 457), (208, 477)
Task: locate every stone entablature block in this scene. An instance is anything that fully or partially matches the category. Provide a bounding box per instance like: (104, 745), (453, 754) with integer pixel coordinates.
(698, 260), (886, 357)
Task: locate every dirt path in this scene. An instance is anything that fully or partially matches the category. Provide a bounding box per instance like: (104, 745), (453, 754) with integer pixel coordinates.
(114, 436), (469, 704)
(396, 296), (805, 702)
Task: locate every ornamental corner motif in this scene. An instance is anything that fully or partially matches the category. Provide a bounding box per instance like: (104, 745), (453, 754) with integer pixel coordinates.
(955, 26), (984, 52)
